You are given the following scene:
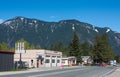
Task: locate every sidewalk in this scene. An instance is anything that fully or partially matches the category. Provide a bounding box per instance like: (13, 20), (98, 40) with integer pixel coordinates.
(0, 67), (60, 75)
(105, 67), (120, 77)
(0, 66), (80, 76)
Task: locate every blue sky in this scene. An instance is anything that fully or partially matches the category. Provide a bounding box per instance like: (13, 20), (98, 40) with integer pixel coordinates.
(0, 0), (120, 32)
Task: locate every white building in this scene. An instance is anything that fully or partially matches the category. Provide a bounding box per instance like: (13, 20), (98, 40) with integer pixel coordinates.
(62, 56), (77, 66)
(14, 49), (62, 68)
(81, 56), (92, 64)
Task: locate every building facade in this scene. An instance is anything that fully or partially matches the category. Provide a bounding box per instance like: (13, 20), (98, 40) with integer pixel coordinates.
(0, 50), (14, 71)
(62, 56), (77, 66)
(14, 49), (62, 68)
(81, 56), (92, 64)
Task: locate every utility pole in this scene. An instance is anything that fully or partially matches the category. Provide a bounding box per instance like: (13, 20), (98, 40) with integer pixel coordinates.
(19, 52), (22, 68)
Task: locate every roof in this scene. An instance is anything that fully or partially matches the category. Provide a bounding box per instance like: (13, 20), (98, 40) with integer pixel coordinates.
(0, 50), (14, 54)
(62, 56), (76, 60)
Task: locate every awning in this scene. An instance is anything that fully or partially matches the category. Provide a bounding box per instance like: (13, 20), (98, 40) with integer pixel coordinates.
(37, 55), (43, 59)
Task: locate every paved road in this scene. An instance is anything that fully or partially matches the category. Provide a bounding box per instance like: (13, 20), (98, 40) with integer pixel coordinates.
(105, 65), (120, 77)
(0, 66), (116, 77)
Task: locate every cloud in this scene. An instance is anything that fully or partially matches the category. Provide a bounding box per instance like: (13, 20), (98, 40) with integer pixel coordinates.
(0, 19), (4, 24)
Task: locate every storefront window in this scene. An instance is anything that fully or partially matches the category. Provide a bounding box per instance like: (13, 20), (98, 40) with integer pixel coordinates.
(52, 59), (55, 63)
(45, 59), (50, 63)
(57, 60), (60, 63)
(52, 56), (56, 58)
(57, 56), (60, 58)
(46, 55), (50, 57)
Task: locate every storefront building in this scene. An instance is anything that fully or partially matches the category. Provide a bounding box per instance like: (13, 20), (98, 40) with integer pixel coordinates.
(62, 56), (77, 66)
(14, 49), (62, 68)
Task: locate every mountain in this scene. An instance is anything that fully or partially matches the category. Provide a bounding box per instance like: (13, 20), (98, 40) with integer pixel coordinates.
(0, 16), (120, 55)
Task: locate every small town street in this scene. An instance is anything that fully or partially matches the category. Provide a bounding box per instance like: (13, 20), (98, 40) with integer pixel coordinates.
(0, 66), (116, 77)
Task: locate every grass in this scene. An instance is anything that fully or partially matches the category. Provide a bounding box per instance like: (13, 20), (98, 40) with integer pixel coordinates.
(10, 68), (28, 71)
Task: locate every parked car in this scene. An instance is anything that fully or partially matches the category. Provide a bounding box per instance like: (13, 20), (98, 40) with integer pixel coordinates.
(14, 61), (29, 69)
(98, 63), (108, 66)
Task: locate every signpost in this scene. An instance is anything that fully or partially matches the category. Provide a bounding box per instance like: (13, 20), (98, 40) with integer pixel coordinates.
(15, 42), (25, 69)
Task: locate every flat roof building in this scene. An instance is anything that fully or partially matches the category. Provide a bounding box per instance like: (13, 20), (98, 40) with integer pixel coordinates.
(62, 56), (77, 66)
(0, 50), (14, 71)
(14, 49), (62, 68)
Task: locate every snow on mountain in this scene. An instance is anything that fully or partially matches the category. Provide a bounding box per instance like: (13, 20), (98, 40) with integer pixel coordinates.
(35, 24), (38, 32)
(34, 20), (37, 24)
(0, 16), (120, 55)
(28, 23), (33, 25)
(9, 25), (14, 29)
(86, 25), (91, 29)
(72, 24), (75, 30)
(4, 21), (12, 25)
(51, 29), (54, 33)
(92, 26), (99, 33)
(51, 25), (54, 33)
(20, 17), (24, 22)
(106, 29), (110, 33)
(94, 29), (99, 32)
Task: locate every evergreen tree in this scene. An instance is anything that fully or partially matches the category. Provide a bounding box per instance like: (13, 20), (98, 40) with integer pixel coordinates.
(115, 55), (120, 63)
(101, 33), (114, 62)
(68, 32), (82, 62)
(35, 44), (41, 49)
(81, 41), (90, 56)
(50, 43), (54, 50)
(93, 34), (103, 63)
(30, 44), (35, 49)
(81, 41), (94, 62)
(50, 42), (63, 51)
(93, 33), (114, 63)
(50, 42), (69, 56)
(62, 47), (69, 57)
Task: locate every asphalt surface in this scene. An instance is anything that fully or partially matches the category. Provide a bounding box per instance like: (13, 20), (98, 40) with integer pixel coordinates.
(105, 65), (120, 77)
(0, 66), (116, 77)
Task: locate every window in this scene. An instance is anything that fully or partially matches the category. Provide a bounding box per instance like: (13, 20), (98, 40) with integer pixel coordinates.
(57, 60), (60, 63)
(52, 59), (55, 63)
(57, 56), (60, 58)
(62, 61), (65, 63)
(45, 59), (50, 63)
(46, 55), (50, 57)
(52, 56), (56, 58)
